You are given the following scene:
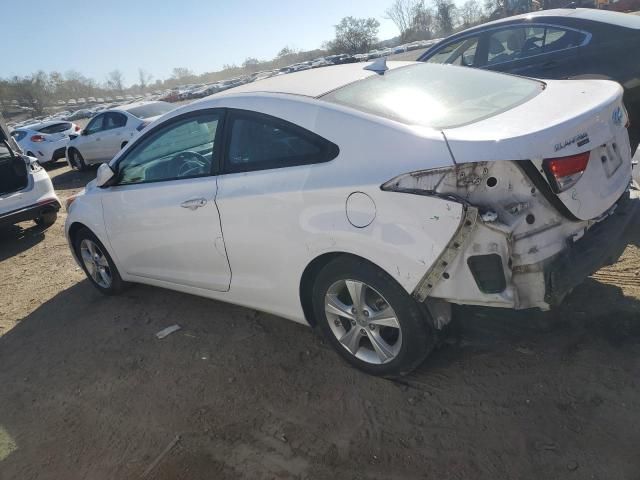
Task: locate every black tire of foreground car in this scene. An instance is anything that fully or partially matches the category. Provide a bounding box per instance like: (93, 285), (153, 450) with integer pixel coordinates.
(312, 256), (436, 376)
(34, 210), (57, 228)
(69, 148), (87, 171)
(74, 227), (127, 295)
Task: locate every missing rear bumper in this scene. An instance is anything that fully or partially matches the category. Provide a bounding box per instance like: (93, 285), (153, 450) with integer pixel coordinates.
(544, 192), (637, 306)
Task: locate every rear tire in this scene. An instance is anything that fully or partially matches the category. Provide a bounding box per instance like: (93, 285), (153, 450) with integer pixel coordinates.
(70, 148), (88, 171)
(34, 210), (57, 228)
(74, 227), (127, 295)
(311, 256), (436, 376)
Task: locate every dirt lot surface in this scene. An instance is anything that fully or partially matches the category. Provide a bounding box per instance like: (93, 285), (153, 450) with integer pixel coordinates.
(1, 162), (640, 480)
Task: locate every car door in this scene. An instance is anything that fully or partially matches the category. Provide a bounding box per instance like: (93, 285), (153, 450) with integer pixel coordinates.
(214, 109), (339, 306)
(482, 25), (589, 79)
(99, 112), (129, 161)
(101, 109), (231, 291)
(79, 113), (106, 162)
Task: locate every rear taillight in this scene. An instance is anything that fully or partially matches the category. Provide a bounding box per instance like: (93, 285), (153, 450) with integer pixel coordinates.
(543, 152), (590, 193)
(30, 134), (46, 142)
(75, 125), (81, 132)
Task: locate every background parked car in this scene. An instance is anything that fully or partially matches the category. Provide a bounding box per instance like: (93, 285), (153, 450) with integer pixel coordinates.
(1, 115), (60, 228)
(66, 101), (175, 170)
(10, 120), (80, 165)
(418, 8), (640, 153)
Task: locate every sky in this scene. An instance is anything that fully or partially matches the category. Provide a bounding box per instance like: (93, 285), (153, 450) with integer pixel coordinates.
(4, 0), (407, 86)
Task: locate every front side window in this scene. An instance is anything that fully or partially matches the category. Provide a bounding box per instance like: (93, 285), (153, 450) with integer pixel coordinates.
(426, 37), (479, 66)
(116, 111), (220, 185)
(225, 111), (338, 173)
(84, 115), (104, 135)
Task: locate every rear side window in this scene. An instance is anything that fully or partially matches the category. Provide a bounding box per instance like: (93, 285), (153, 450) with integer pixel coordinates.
(104, 112), (127, 130)
(38, 122), (71, 134)
(487, 26), (586, 66)
(321, 63), (544, 129)
(11, 130), (28, 142)
(224, 110), (338, 173)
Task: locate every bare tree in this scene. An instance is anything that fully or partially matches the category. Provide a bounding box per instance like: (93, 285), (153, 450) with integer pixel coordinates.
(326, 16), (380, 55)
(106, 69), (125, 92)
(433, 0), (457, 36)
(459, 0), (483, 26)
(138, 69), (152, 91)
(171, 67), (194, 81)
(386, 0), (414, 40)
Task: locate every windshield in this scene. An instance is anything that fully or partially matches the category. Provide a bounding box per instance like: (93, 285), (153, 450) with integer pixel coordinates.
(126, 102), (174, 119)
(321, 63), (544, 129)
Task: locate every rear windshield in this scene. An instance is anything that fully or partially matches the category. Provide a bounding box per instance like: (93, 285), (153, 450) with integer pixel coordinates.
(11, 130), (28, 142)
(126, 102), (174, 119)
(321, 63), (544, 129)
(38, 122), (71, 134)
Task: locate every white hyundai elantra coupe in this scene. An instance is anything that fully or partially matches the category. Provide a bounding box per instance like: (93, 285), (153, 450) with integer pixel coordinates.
(65, 62), (636, 375)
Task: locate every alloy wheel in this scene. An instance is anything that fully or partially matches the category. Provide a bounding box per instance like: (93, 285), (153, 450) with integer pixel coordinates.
(324, 279), (402, 364)
(80, 239), (112, 288)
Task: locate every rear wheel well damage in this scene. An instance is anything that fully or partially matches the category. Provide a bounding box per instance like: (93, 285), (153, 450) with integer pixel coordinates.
(299, 252), (447, 329)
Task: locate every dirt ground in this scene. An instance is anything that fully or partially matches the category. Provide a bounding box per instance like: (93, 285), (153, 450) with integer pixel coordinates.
(1, 161), (640, 480)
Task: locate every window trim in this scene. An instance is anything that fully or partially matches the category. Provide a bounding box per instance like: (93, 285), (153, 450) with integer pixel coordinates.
(419, 22), (591, 67)
(111, 108), (225, 187)
(482, 24), (591, 68)
(103, 112), (128, 131)
(220, 108), (339, 175)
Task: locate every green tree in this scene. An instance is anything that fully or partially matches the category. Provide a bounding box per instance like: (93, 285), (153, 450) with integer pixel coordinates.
(326, 16), (380, 55)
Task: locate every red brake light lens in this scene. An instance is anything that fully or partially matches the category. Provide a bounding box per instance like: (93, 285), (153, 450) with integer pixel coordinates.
(543, 152), (590, 193)
(75, 125), (81, 132)
(30, 134), (46, 142)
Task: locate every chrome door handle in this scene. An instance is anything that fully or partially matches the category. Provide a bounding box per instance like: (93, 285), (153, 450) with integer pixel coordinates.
(180, 198), (207, 210)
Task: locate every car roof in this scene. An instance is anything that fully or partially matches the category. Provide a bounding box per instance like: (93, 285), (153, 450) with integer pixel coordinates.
(214, 61), (415, 99)
(451, 8), (640, 34)
(107, 101), (165, 114)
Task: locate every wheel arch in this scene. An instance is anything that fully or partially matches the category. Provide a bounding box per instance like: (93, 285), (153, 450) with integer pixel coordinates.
(299, 251), (399, 327)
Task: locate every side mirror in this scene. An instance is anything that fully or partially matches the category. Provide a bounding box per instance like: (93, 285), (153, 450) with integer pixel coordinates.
(81, 129), (89, 136)
(96, 163), (115, 188)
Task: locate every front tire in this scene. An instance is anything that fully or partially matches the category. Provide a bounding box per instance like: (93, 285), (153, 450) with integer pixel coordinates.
(311, 256), (436, 376)
(74, 227), (127, 295)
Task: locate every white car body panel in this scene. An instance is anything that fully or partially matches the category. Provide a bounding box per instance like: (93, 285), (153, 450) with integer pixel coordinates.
(65, 62), (636, 327)
(101, 176), (232, 292)
(443, 79), (631, 220)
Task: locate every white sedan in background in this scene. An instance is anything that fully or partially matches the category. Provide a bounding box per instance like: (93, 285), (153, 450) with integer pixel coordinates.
(10, 120), (80, 165)
(65, 62), (636, 375)
(66, 101), (175, 170)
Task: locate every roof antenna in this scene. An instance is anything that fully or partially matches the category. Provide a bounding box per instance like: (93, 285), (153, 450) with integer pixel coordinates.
(364, 57), (388, 75)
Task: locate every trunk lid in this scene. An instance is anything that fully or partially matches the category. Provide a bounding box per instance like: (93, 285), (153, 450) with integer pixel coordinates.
(442, 79), (632, 221)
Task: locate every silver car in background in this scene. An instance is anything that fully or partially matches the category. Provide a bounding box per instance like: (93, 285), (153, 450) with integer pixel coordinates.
(66, 101), (175, 170)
